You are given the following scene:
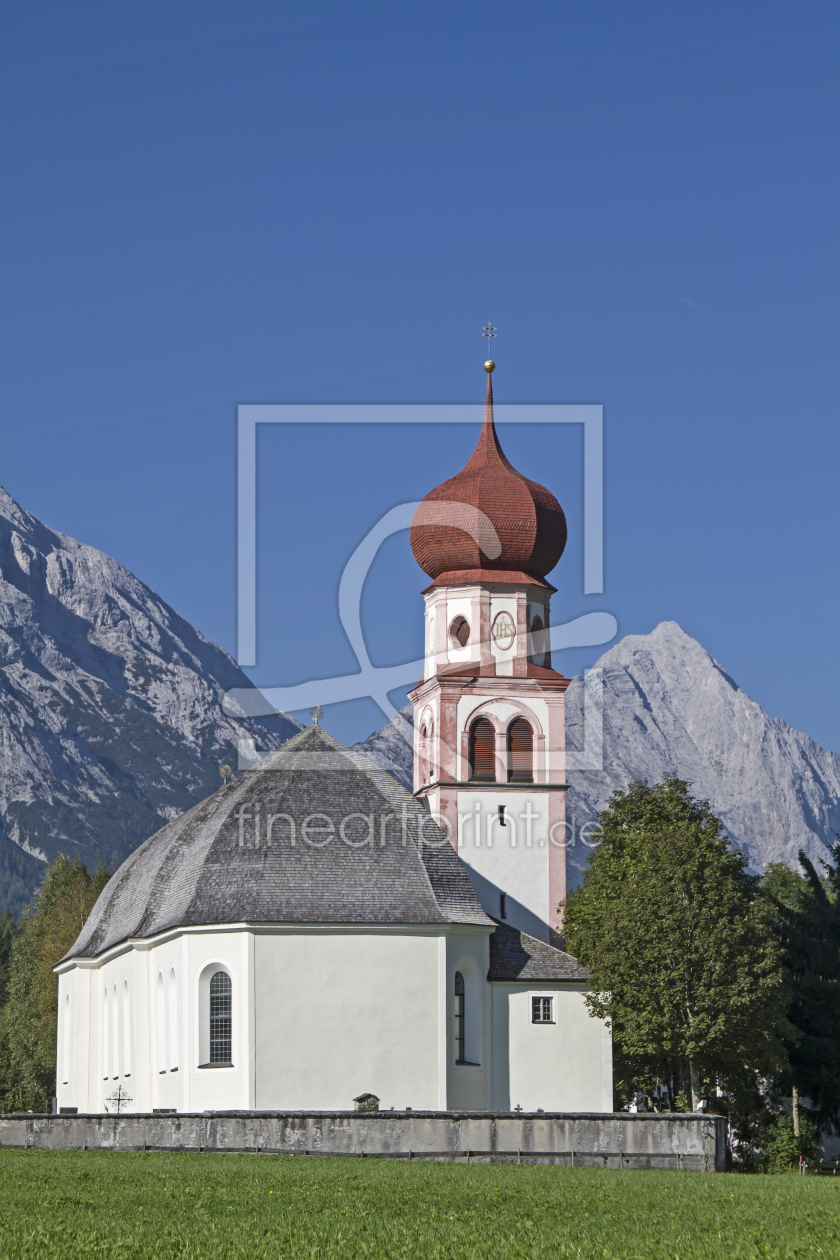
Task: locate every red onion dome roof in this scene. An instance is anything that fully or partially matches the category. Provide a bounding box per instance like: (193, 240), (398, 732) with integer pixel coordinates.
(410, 371), (567, 587)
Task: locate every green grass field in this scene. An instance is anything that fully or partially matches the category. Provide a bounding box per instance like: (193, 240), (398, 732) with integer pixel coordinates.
(0, 1150), (838, 1259)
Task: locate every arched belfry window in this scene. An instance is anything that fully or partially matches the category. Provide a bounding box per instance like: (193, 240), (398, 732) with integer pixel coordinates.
(418, 724), (427, 785)
(508, 718), (534, 783)
(419, 721), (435, 786)
(424, 719), (435, 784)
(210, 972), (232, 1064)
(469, 718), (496, 782)
(454, 971), (465, 1064)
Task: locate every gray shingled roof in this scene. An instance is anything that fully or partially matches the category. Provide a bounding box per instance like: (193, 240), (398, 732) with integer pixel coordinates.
(64, 726), (493, 961)
(487, 920), (590, 982)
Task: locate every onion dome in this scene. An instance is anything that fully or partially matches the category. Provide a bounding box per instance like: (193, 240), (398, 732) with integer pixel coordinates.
(410, 367), (567, 587)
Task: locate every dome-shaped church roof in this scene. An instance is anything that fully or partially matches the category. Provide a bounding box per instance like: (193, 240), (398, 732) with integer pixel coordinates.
(410, 369), (567, 587)
(63, 725), (492, 961)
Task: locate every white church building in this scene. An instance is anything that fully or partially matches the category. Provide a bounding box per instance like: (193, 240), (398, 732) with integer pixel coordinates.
(55, 362), (612, 1115)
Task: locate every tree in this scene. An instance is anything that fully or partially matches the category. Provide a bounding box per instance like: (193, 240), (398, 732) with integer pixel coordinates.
(0, 908), (20, 1009)
(0, 908), (22, 1098)
(564, 776), (791, 1110)
(772, 842), (840, 1135)
(0, 855), (109, 1112)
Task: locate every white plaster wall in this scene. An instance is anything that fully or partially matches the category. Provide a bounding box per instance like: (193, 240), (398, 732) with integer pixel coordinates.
(457, 789), (551, 940)
(57, 928), (255, 1115)
(146, 937), (187, 1113)
(423, 591), (440, 680)
(88, 949), (139, 1113)
(56, 930), (610, 1118)
(490, 983), (612, 1112)
(446, 932), (490, 1110)
(426, 613), (436, 678)
(56, 969), (82, 1112)
(179, 930), (252, 1113)
(254, 929), (448, 1111)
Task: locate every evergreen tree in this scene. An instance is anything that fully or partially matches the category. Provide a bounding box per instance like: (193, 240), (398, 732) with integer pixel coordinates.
(0, 855), (109, 1112)
(564, 776), (790, 1110)
(0, 908), (19, 1009)
(776, 842), (840, 1134)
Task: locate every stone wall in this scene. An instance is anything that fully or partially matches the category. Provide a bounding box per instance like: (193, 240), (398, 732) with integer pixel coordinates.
(0, 1111), (725, 1171)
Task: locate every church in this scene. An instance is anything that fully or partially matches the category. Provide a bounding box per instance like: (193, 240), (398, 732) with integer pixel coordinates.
(54, 359), (613, 1115)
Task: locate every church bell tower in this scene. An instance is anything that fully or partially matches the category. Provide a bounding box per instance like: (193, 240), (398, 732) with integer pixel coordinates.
(408, 355), (570, 944)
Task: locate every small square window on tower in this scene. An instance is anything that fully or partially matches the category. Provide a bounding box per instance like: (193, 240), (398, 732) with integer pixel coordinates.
(532, 996), (553, 1024)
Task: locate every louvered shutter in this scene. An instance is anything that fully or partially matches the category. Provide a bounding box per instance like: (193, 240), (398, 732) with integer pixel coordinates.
(470, 718), (496, 781)
(508, 718), (533, 782)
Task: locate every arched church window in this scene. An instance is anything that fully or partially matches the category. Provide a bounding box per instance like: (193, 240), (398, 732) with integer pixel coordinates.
(122, 979), (131, 1077)
(508, 718), (534, 783)
(454, 971), (465, 1064)
(62, 992), (70, 1085)
(210, 971), (232, 1064)
(102, 985), (109, 1080)
(168, 968), (178, 1072)
(112, 981), (119, 1079)
(469, 718), (496, 782)
(156, 971), (166, 1074)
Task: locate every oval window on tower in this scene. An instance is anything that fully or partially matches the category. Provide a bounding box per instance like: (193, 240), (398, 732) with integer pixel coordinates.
(469, 717), (496, 782)
(449, 616), (470, 648)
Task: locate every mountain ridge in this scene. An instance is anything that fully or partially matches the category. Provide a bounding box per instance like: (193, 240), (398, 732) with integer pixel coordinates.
(3, 477), (836, 913)
(353, 622), (840, 883)
(0, 485), (300, 914)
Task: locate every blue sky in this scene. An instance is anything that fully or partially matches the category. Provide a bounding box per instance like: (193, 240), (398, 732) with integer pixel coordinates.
(2, 1), (839, 748)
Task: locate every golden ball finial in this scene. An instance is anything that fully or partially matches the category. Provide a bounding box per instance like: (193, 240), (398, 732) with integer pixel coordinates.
(484, 359), (496, 373)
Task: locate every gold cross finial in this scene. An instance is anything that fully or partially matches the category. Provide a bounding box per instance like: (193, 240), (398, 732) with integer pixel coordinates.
(482, 323), (497, 372)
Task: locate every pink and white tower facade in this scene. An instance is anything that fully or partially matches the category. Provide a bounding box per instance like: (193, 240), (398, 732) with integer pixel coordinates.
(408, 360), (570, 944)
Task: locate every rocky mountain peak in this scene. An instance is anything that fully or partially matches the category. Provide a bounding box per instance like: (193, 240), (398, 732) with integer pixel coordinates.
(354, 620), (840, 884)
(0, 485), (299, 914)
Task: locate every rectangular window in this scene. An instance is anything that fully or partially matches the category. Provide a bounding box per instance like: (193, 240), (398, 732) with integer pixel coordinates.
(532, 996), (553, 1023)
(454, 973), (465, 1063)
